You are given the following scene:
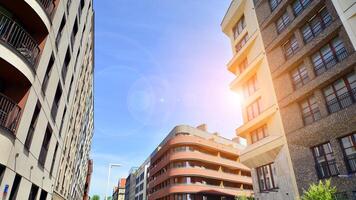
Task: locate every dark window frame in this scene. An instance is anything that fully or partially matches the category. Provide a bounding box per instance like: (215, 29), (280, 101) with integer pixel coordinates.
(339, 133), (356, 174)
(256, 163), (278, 192)
(312, 142), (339, 179)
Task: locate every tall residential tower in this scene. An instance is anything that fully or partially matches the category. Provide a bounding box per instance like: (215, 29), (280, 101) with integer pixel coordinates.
(0, 0), (94, 199)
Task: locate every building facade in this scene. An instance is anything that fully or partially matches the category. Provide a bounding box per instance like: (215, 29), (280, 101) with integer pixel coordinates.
(0, 0), (94, 199)
(147, 125), (253, 200)
(125, 167), (139, 200)
(113, 178), (126, 200)
(222, 0), (356, 199)
(135, 159), (150, 200)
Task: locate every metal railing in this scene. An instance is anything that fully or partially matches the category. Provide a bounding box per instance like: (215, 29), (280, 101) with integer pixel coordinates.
(37, 0), (55, 16)
(314, 46), (348, 76)
(0, 12), (40, 66)
(315, 161), (339, 179)
(326, 88), (356, 113)
(0, 93), (21, 134)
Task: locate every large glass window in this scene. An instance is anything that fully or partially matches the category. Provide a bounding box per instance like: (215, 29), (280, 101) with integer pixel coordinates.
(250, 125), (268, 144)
(301, 7), (332, 43)
(233, 15), (246, 39)
(246, 98), (262, 121)
(340, 133), (356, 173)
(283, 35), (299, 59)
(292, 0), (312, 16)
(300, 95), (321, 125)
(312, 37), (348, 75)
(291, 64), (309, 89)
(323, 72), (356, 113)
(256, 163), (278, 192)
(312, 142), (339, 179)
(276, 11), (291, 33)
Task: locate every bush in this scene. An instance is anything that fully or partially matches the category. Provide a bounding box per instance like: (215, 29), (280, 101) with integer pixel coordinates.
(301, 180), (337, 200)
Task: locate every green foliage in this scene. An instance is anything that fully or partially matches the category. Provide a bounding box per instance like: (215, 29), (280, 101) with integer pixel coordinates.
(92, 195), (100, 200)
(301, 180), (337, 200)
(235, 195), (254, 200)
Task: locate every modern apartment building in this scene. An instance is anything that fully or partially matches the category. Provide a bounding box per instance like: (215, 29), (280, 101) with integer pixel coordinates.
(0, 0), (94, 199)
(113, 178), (126, 200)
(135, 159), (150, 200)
(147, 124), (253, 200)
(125, 167), (139, 200)
(222, 0), (356, 199)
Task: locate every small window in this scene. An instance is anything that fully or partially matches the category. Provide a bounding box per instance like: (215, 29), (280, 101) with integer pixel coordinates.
(276, 11), (291, 33)
(283, 35), (299, 59)
(300, 95), (321, 125)
(256, 163), (278, 192)
(51, 83), (62, 121)
(246, 98), (262, 121)
(42, 54), (54, 93)
(62, 48), (71, 82)
(269, 0), (282, 11)
(301, 7), (332, 43)
(233, 15), (246, 39)
(9, 174), (21, 200)
(39, 125), (53, 166)
(250, 125), (268, 144)
(235, 34), (248, 53)
(291, 64), (309, 89)
(340, 133), (356, 173)
(28, 184), (39, 200)
(243, 75), (258, 98)
(25, 101), (41, 150)
(312, 142), (339, 179)
(56, 15), (67, 48)
(50, 142), (59, 176)
(292, 0), (312, 16)
(39, 190), (48, 200)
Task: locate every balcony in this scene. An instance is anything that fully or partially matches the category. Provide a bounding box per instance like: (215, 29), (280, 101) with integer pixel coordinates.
(0, 12), (40, 67)
(0, 93), (21, 134)
(37, 0), (55, 16)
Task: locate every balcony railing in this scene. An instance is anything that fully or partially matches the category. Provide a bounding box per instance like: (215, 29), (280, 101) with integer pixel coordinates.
(314, 46), (348, 76)
(315, 161), (339, 179)
(37, 0), (55, 16)
(0, 12), (40, 66)
(326, 88), (356, 113)
(0, 93), (21, 134)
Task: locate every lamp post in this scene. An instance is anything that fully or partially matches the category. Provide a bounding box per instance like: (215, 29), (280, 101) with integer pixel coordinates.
(105, 163), (121, 200)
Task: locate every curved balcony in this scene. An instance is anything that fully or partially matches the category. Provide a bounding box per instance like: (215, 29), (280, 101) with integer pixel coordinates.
(149, 184), (253, 200)
(0, 12), (40, 68)
(150, 150), (249, 176)
(151, 134), (242, 164)
(149, 167), (252, 189)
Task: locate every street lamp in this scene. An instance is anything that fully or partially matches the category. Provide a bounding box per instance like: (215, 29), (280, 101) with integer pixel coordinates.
(105, 163), (122, 200)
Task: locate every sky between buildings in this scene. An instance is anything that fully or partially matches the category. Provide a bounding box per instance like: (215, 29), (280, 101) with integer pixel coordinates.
(91, 0), (242, 197)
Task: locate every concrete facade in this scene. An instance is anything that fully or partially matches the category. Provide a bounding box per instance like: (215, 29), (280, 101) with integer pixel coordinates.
(223, 0), (356, 199)
(135, 159), (150, 200)
(147, 124), (253, 200)
(221, 0), (299, 199)
(0, 0), (94, 199)
(125, 167), (139, 200)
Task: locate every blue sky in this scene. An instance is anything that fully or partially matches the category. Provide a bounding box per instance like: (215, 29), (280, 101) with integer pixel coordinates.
(92, 0), (243, 197)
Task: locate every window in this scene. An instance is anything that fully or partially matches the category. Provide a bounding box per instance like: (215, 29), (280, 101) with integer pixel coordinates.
(39, 190), (48, 200)
(283, 35), (299, 59)
(62, 48), (71, 82)
(0, 164), (5, 185)
(246, 98), (262, 121)
(140, 173), (144, 181)
(56, 15), (66, 48)
(236, 58), (248, 75)
(323, 72), (356, 113)
(140, 183), (143, 191)
(42, 54), (54, 93)
(300, 95), (321, 125)
(67, 76), (74, 102)
(235, 34), (248, 53)
(50, 142), (59, 176)
(9, 174), (21, 200)
(291, 64), (309, 89)
(292, 0), (312, 16)
(59, 106), (67, 137)
(301, 7), (332, 43)
(233, 15), (246, 39)
(340, 133), (356, 173)
(39, 125), (52, 167)
(71, 18), (79, 48)
(51, 83), (62, 121)
(250, 125), (268, 144)
(312, 142), (339, 179)
(25, 101), (41, 150)
(276, 11), (291, 33)
(243, 75), (258, 98)
(28, 184), (39, 200)
(312, 37), (348, 75)
(269, 0), (282, 11)
(256, 163), (278, 192)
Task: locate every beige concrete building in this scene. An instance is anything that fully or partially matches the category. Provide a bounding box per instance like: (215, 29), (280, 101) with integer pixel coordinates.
(0, 0), (94, 199)
(222, 0), (356, 199)
(135, 158), (150, 200)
